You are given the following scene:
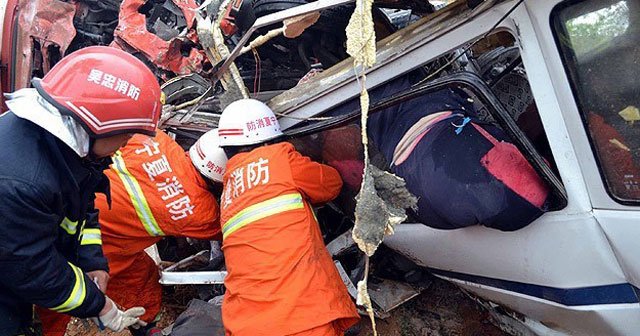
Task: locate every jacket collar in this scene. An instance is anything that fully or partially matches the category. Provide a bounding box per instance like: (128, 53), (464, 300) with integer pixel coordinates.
(5, 88), (90, 157)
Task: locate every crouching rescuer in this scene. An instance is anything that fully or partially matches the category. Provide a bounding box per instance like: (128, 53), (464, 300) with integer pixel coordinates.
(36, 128), (227, 335)
(217, 99), (360, 335)
(98, 128), (226, 334)
(0, 46), (162, 335)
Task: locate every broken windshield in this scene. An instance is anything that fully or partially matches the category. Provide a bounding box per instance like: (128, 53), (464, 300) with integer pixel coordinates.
(553, 0), (640, 203)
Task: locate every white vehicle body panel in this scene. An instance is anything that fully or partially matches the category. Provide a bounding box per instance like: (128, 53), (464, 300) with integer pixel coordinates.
(275, 0), (640, 334)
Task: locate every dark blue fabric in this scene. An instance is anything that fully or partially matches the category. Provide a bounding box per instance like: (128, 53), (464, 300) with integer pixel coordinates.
(0, 112), (108, 326)
(390, 119), (543, 230)
(0, 302), (34, 336)
(367, 88), (544, 231)
(368, 87), (475, 161)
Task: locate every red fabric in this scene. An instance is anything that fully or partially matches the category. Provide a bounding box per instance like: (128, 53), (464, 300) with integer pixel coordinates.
(220, 142), (359, 336)
(474, 123), (548, 208)
(327, 159), (364, 190)
(322, 126), (364, 189)
(36, 307), (70, 336)
(322, 126), (362, 162)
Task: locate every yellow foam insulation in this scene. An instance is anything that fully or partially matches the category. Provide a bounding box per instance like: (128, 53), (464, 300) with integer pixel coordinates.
(619, 106), (640, 124)
(240, 28), (285, 55)
(345, 0), (378, 334)
(345, 0), (376, 68)
(195, 1), (250, 104)
(238, 12), (320, 56)
(212, 14), (250, 100)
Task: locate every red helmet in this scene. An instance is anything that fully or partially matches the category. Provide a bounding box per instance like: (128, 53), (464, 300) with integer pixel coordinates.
(33, 46), (161, 138)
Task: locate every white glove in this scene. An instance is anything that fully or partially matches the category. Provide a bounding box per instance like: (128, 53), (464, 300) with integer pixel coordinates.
(93, 297), (148, 332)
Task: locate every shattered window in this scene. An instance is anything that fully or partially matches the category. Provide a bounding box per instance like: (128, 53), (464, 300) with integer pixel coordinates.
(553, 0), (640, 202)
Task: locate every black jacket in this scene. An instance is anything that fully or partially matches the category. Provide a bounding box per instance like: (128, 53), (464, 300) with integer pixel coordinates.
(0, 112), (109, 322)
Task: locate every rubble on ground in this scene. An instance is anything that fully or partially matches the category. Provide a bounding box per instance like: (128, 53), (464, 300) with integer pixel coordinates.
(65, 278), (509, 336)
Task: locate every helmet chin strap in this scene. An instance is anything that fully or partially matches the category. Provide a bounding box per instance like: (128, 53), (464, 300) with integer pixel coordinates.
(85, 137), (99, 161)
(84, 137), (114, 167)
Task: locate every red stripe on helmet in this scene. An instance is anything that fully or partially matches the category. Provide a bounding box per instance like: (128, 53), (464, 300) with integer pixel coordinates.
(218, 128), (244, 136)
(195, 141), (206, 160)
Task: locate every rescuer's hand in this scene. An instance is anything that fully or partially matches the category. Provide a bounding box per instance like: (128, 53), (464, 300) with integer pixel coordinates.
(94, 297), (147, 332)
(87, 270), (109, 293)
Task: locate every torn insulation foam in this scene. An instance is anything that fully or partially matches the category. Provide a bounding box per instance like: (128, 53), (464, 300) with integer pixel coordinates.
(345, 0), (378, 333)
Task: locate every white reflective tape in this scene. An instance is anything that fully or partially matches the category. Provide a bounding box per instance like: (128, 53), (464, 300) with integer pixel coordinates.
(81, 228), (102, 245)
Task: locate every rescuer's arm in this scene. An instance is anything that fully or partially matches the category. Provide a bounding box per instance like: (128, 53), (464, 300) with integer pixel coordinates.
(77, 204), (109, 273)
(0, 181), (106, 317)
(78, 202), (110, 293)
(172, 195), (222, 240)
(287, 143), (343, 205)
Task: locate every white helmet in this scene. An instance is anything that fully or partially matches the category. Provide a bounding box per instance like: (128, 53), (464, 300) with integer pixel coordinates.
(189, 129), (228, 183)
(218, 99), (283, 146)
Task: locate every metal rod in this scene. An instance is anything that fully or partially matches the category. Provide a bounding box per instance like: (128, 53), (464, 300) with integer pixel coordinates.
(162, 250), (210, 272)
(159, 271), (227, 285)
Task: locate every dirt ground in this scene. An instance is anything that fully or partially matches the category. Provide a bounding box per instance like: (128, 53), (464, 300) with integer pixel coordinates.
(65, 305), (181, 336)
(66, 278), (508, 336)
(65, 286), (192, 336)
(359, 279), (508, 336)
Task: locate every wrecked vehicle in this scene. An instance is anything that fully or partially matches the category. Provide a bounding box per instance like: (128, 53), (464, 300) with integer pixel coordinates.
(2, 0), (640, 335)
(269, 0), (640, 335)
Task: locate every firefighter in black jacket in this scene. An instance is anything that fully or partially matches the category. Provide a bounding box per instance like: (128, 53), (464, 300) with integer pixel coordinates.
(0, 46), (163, 335)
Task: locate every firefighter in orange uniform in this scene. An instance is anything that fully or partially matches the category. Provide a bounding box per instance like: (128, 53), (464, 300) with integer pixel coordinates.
(38, 128), (227, 336)
(217, 99), (360, 336)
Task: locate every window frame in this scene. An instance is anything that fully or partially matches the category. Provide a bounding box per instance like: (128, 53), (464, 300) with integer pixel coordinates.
(550, 0), (639, 205)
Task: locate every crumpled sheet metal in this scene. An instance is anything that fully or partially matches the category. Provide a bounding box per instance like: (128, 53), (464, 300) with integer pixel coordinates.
(161, 73), (211, 106)
(269, 0), (492, 121)
(112, 0), (204, 75)
(13, 0), (76, 89)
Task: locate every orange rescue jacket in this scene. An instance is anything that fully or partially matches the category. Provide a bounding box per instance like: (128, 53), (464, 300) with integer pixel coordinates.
(96, 130), (221, 275)
(220, 142), (359, 336)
